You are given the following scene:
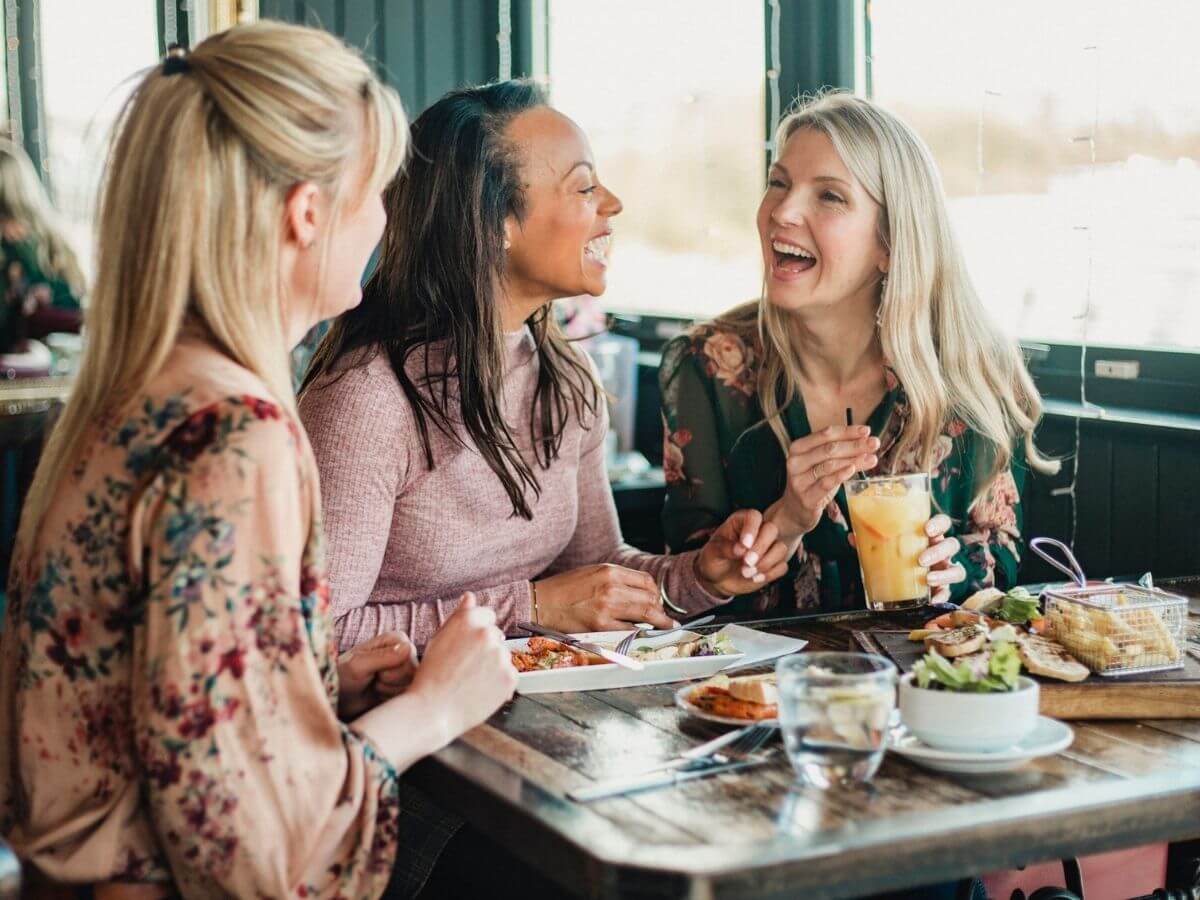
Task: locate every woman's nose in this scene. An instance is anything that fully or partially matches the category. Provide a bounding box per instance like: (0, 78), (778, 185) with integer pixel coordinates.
(599, 184), (623, 217)
(770, 192), (805, 228)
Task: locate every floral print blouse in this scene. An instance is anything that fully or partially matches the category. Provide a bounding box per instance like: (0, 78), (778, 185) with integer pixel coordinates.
(0, 338), (401, 897)
(659, 305), (1027, 616)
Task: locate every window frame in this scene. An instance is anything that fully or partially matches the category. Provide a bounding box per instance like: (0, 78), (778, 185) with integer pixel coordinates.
(859, 0), (1200, 418)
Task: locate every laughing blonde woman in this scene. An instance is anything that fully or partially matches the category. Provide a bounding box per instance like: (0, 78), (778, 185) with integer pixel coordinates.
(0, 22), (516, 899)
(660, 92), (1058, 616)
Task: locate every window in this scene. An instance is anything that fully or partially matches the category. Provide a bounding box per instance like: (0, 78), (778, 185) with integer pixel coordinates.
(41, 0), (158, 282)
(869, 0), (1200, 351)
(547, 0), (766, 319)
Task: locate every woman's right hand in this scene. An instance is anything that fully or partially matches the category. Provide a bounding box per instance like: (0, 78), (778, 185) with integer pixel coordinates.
(771, 425), (879, 542)
(410, 594), (517, 739)
(533, 564), (677, 633)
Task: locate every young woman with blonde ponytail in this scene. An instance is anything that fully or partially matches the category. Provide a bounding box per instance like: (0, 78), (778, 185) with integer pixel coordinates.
(660, 91), (1058, 615)
(0, 22), (516, 899)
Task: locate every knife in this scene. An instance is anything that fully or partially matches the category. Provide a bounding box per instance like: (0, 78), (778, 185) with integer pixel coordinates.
(567, 753), (773, 802)
(517, 622), (645, 671)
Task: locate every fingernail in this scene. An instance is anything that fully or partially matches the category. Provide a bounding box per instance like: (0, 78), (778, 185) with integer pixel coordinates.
(745, 552), (759, 566)
(741, 533), (754, 548)
(753, 573), (766, 583)
(741, 567), (755, 579)
(918, 553), (932, 566)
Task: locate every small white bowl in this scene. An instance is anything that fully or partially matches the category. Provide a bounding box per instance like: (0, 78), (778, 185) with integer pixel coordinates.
(898, 673), (1040, 753)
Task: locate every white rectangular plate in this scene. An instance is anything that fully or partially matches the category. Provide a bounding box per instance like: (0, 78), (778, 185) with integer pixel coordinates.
(508, 624), (806, 694)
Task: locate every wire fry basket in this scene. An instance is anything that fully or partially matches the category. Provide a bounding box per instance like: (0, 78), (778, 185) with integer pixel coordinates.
(1031, 537), (1186, 677)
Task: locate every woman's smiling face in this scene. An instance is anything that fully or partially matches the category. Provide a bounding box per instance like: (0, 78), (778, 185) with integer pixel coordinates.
(503, 107), (623, 303)
(757, 127), (888, 314)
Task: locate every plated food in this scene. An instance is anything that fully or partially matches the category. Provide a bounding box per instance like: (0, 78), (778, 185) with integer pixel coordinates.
(908, 582), (1186, 685)
(509, 632), (738, 672)
(910, 587), (1086, 691)
(510, 636), (608, 672)
(678, 673), (779, 723)
(624, 632), (736, 662)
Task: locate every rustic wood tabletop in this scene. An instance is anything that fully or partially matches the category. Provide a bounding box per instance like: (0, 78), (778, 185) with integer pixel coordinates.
(405, 581), (1200, 899)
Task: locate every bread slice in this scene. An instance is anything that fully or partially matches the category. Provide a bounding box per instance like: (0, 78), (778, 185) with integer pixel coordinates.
(1017, 633), (1090, 682)
(729, 679), (778, 706)
(962, 587), (1005, 613)
(924, 626), (987, 658)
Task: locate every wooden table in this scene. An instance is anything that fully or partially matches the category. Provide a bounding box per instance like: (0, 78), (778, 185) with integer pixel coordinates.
(405, 595), (1200, 899)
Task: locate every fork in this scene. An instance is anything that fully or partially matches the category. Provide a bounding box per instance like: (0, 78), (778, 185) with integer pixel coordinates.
(614, 613), (717, 656)
(567, 722), (778, 802)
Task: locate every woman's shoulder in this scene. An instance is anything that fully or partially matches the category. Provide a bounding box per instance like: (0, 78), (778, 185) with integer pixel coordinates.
(299, 346), (410, 426)
(661, 301), (762, 398)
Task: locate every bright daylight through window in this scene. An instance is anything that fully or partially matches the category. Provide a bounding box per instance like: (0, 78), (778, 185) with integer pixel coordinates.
(41, 0), (157, 282)
(548, 0), (766, 320)
(870, 0), (1200, 351)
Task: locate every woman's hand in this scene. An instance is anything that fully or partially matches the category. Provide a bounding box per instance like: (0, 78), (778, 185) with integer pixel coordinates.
(534, 565), (677, 633)
(769, 426), (879, 543)
(337, 632), (418, 719)
(921, 513), (965, 604)
(409, 594), (518, 739)
(696, 509), (790, 596)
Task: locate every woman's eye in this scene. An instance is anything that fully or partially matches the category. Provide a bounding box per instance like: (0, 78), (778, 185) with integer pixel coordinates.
(580, 186), (598, 195)
(767, 178), (787, 189)
(822, 191), (845, 203)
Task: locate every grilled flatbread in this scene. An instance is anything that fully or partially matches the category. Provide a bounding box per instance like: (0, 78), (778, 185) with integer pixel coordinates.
(1017, 633), (1090, 683)
(924, 625), (987, 658)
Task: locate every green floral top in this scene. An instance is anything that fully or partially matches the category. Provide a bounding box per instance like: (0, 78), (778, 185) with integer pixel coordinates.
(0, 337), (401, 897)
(659, 305), (1027, 616)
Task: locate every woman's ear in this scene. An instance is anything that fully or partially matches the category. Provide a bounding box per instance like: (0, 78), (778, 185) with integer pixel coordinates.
(503, 217), (515, 251)
(285, 182), (321, 250)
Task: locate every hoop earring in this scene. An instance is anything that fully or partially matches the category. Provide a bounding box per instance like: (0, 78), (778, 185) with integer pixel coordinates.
(876, 275), (888, 327)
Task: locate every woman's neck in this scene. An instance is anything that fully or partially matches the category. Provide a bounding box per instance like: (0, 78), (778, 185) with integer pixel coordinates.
(498, 283), (553, 333)
(788, 298), (883, 390)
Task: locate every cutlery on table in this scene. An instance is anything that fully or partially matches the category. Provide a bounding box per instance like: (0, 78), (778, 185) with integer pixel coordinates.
(516, 622), (645, 671)
(567, 722), (777, 802)
(614, 613), (717, 656)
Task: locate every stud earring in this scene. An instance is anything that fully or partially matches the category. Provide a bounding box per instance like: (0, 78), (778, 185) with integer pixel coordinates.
(504, 238), (512, 250)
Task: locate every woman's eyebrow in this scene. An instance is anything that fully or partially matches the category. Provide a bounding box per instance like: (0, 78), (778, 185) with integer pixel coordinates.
(561, 161), (595, 181)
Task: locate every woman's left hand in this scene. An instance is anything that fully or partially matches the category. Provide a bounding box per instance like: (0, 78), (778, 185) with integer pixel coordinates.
(696, 509), (791, 597)
(337, 632), (418, 719)
(920, 513), (965, 604)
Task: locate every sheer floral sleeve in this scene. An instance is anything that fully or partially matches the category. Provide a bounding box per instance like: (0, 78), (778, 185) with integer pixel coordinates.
(129, 400), (401, 898)
(658, 334), (735, 553)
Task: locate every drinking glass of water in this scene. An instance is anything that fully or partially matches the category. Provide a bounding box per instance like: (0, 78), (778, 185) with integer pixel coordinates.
(777, 653), (897, 789)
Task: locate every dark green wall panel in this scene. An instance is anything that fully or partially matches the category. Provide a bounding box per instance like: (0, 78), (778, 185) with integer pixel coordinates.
(261, 0), (502, 115)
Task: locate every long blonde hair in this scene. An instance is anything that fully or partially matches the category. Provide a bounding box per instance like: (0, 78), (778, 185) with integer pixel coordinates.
(0, 139), (86, 294)
(16, 21), (407, 554)
(758, 92), (1058, 499)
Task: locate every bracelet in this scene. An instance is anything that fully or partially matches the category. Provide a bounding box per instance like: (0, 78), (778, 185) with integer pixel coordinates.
(531, 581), (540, 624)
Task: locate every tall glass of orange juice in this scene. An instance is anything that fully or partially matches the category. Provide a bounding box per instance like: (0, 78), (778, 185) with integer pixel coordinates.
(846, 473), (931, 611)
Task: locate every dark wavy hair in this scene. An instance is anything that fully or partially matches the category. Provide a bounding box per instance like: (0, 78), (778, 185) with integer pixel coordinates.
(302, 79), (600, 519)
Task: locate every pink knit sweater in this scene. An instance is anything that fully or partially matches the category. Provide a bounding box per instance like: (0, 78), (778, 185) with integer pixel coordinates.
(299, 328), (724, 651)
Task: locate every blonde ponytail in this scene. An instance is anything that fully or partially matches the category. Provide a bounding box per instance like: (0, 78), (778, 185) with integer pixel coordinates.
(16, 20), (407, 555)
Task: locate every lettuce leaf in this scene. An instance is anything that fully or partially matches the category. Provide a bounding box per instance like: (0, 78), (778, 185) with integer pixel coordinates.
(993, 587), (1041, 624)
(913, 641), (1022, 693)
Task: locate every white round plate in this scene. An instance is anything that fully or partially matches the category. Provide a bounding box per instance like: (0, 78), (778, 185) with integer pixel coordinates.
(889, 716), (1074, 774)
(674, 683), (778, 727)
